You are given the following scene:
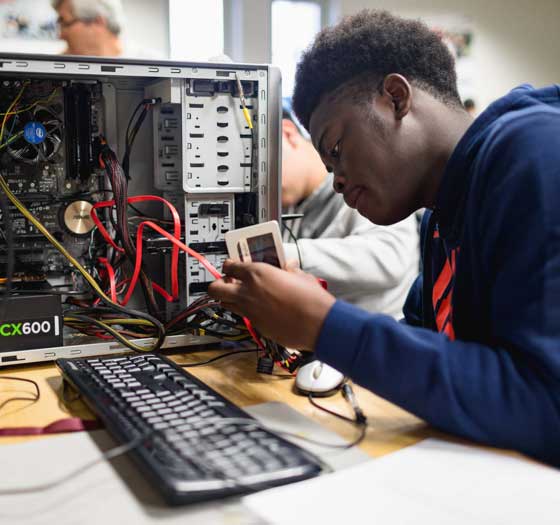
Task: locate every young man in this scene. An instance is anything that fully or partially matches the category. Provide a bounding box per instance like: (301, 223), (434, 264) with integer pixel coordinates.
(208, 10), (560, 465)
(281, 102), (419, 315)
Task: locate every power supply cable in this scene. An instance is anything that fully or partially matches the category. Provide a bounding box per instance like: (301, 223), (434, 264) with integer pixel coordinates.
(177, 348), (258, 368)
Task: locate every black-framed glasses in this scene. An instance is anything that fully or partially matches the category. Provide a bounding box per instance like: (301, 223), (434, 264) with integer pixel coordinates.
(56, 16), (80, 29)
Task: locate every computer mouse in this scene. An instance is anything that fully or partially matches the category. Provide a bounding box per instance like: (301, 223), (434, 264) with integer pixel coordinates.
(295, 360), (345, 396)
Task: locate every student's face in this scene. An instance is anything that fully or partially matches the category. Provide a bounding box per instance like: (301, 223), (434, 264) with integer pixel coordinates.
(309, 91), (423, 225)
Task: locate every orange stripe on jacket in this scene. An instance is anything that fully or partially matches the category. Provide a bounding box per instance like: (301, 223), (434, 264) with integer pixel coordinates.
(432, 244), (458, 341)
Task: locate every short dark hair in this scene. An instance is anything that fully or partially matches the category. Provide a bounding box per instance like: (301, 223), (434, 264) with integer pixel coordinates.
(293, 10), (462, 131)
(282, 98), (308, 137)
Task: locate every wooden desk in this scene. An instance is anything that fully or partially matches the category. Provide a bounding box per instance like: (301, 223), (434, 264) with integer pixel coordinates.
(0, 347), (436, 456)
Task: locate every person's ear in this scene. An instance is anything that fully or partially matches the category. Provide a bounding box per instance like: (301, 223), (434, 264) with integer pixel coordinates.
(382, 74), (412, 120)
(282, 119), (301, 148)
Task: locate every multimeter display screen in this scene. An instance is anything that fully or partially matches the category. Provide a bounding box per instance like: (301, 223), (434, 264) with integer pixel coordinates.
(246, 233), (281, 267)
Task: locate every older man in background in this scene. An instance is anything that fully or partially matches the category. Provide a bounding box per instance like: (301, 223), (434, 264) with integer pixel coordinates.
(281, 102), (419, 317)
(52, 0), (125, 57)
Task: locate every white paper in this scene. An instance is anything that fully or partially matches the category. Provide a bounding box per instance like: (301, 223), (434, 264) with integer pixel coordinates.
(243, 438), (560, 525)
(0, 402), (368, 524)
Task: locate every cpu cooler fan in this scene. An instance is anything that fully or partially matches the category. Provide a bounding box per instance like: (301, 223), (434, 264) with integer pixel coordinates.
(7, 104), (63, 165)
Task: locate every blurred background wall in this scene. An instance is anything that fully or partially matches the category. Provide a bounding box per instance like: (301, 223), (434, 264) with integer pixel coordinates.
(122, 0), (169, 58)
(0, 0), (558, 112)
(337, 0), (560, 112)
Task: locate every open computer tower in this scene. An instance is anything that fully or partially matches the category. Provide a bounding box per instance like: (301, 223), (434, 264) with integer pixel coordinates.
(0, 53), (281, 367)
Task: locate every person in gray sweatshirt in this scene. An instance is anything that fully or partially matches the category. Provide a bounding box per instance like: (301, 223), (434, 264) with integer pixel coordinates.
(281, 101), (419, 318)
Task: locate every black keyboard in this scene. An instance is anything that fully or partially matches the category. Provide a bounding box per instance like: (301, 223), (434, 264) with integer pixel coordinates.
(56, 353), (322, 505)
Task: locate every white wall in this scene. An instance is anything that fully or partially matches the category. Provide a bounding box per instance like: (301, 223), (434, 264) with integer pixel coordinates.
(225, 0), (271, 63)
(337, 0), (560, 110)
(121, 0), (169, 58)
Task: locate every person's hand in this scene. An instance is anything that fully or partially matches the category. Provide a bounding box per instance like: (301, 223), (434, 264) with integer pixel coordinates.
(208, 260), (336, 350)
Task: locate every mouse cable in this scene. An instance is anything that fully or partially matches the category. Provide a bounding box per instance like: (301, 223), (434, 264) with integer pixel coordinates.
(0, 376), (40, 413)
(312, 383), (367, 425)
(308, 388), (368, 448)
(341, 383), (367, 424)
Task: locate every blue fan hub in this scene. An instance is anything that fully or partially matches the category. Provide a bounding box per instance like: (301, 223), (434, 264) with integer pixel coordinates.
(23, 121), (47, 144)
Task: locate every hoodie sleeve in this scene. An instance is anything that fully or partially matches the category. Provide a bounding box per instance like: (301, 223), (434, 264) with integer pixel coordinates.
(315, 110), (560, 466)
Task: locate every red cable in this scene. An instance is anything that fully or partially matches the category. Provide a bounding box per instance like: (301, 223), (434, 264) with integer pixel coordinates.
(152, 282), (174, 302)
(91, 197), (265, 350)
(93, 278), (127, 307)
(242, 316), (265, 350)
(97, 257), (117, 302)
(129, 221), (266, 349)
(93, 278), (174, 306)
(122, 219), (220, 306)
(134, 219), (221, 277)
(91, 195), (181, 300)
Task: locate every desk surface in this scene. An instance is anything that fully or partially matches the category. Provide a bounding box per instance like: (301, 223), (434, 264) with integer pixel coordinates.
(0, 347), (438, 456)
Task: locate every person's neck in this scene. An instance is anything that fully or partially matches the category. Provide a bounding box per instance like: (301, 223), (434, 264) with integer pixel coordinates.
(66, 35), (122, 57)
(421, 104), (473, 208)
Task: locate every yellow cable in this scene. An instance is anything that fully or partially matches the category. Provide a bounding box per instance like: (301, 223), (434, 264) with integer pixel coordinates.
(0, 81), (28, 144)
(242, 107), (253, 130)
(0, 176), (106, 297)
(235, 72), (253, 130)
(64, 317), (155, 327)
(0, 182), (162, 352)
(64, 316), (151, 345)
(0, 87), (59, 117)
(0, 131), (24, 151)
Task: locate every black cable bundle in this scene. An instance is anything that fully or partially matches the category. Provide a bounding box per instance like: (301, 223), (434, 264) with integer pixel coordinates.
(165, 295), (252, 343)
(99, 142), (160, 319)
(122, 98), (158, 181)
(262, 339), (305, 373)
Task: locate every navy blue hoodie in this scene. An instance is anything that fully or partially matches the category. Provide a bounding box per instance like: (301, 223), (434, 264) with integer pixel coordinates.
(315, 84), (560, 465)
